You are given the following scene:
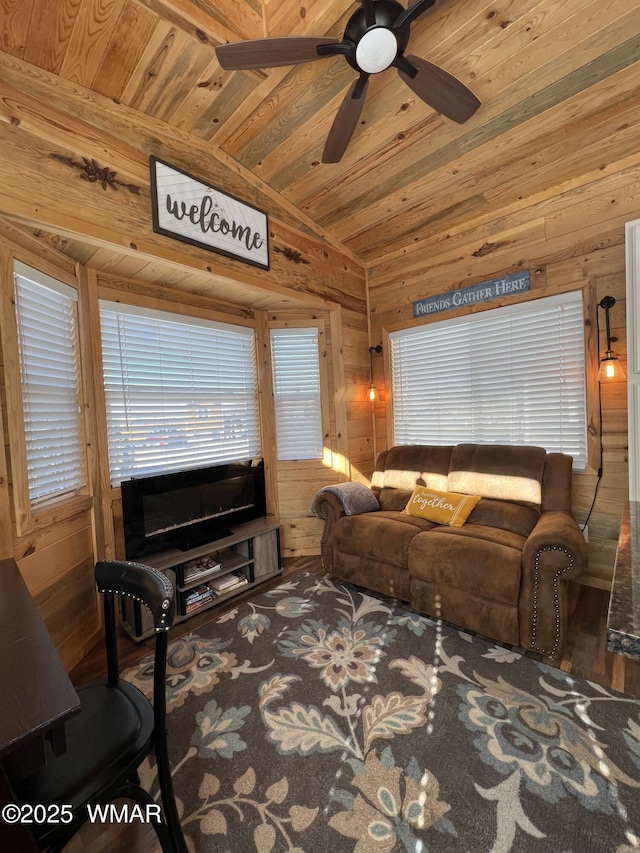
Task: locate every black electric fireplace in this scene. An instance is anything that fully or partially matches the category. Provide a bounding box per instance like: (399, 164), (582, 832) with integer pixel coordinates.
(121, 458), (266, 559)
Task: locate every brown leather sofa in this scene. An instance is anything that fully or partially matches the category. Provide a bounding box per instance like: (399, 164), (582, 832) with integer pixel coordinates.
(312, 443), (588, 658)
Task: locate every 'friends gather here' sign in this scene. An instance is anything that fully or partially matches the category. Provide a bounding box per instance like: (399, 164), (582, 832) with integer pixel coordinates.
(150, 157), (269, 270)
(413, 270), (530, 318)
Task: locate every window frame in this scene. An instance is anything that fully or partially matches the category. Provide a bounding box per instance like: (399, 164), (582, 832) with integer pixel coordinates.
(626, 218), (640, 500)
(383, 287), (600, 473)
(0, 251), (91, 537)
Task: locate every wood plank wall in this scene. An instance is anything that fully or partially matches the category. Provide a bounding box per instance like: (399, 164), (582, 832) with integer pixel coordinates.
(102, 297), (371, 563)
(0, 227), (370, 671)
(367, 165), (638, 589)
(0, 52), (370, 668)
(266, 306), (371, 558)
(1, 23), (635, 651)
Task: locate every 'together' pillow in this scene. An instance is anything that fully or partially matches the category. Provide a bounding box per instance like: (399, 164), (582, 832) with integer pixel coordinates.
(403, 486), (480, 527)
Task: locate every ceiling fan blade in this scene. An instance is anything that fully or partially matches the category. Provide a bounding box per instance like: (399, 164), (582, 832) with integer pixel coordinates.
(397, 54), (480, 123)
(361, 0), (377, 28)
(216, 37), (339, 70)
(322, 75), (370, 164)
(394, 0), (437, 30)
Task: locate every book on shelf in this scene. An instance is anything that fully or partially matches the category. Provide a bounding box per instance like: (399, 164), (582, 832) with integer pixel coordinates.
(185, 589), (215, 606)
(180, 572), (249, 615)
(181, 554), (222, 583)
(185, 599), (213, 614)
(209, 571), (248, 593)
(184, 583), (215, 603)
(183, 583), (216, 613)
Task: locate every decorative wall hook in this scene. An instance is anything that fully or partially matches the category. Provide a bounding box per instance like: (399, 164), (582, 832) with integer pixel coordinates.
(50, 153), (141, 194)
(273, 245), (309, 264)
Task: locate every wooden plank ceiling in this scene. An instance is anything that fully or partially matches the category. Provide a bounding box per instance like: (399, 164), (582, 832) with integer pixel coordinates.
(1, 0), (639, 295)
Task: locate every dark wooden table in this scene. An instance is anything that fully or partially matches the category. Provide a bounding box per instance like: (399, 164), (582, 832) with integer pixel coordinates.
(0, 557), (80, 850)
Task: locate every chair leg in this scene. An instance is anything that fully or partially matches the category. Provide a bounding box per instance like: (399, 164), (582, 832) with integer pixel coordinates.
(154, 740), (189, 853)
(153, 628), (188, 853)
(48, 840), (75, 853)
(38, 810), (89, 853)
(47, 829), (83, 853)
(118, 783), (177, 853)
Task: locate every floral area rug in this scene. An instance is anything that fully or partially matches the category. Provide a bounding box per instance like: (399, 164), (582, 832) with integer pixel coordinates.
(125, 573), (640, 853)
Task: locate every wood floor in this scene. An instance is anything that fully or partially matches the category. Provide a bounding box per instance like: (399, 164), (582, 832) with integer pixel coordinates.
(64, 556), (640, 852)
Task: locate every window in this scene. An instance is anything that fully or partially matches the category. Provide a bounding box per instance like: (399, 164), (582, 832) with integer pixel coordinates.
(390, 291), (587, 468)
(270, 326), (323, 461)
(13, 261), (86, 507)
(100, 302), (260, 484)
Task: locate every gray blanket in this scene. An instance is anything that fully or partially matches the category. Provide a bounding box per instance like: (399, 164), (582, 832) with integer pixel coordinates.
(311, 482), (380, 516)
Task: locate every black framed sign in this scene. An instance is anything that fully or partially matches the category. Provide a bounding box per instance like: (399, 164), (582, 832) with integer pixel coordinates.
(150, 157), (269, 270)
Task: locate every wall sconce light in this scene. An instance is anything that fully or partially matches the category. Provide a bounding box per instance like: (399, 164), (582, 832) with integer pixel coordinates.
(597, 296), (625, 381)
(368, 344), (382, 402)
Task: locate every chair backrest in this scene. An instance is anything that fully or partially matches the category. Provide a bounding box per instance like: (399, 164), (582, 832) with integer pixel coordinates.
(94, 560), (184, 852)
(95, 559), (175, 685)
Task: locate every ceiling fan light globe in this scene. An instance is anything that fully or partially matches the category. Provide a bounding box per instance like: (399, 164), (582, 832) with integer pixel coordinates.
(356, 27), (397, 73)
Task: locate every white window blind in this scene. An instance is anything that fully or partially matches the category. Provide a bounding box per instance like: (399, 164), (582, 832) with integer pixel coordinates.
(13, 261), (86, 506)
(390, 291), (587, 469)
(100, 302), (260, 484)
(270, 327), (323, 461)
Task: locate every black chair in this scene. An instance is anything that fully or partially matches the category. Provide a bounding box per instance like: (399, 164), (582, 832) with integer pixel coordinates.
(15, 560), (188, 853)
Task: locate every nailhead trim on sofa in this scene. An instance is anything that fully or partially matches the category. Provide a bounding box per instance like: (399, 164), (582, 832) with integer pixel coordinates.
(530, 545), (574, 657)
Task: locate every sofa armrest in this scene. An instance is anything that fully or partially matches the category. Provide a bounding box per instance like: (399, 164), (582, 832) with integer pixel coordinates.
(312, 483), (379, 573)
(519, 511), (588, 657)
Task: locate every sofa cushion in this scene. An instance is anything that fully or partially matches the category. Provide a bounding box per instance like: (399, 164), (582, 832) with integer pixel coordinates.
(429, 524), (527, 551)
(334, 511), (436, 569)
(466, 497), (540, 538)
(447, 443), (546, 505)
(403, 486), (480, 527)
(372, 445), (453, 498)
(408, 526), (524, 605)
(378, 489), (413, 512)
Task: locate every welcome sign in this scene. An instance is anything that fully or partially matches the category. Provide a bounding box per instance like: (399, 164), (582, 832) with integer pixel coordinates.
(413, 270), (530, 318)
(150, 157), (269, 270)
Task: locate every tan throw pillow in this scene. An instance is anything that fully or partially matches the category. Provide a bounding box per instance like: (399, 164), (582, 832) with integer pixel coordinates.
(403, 486), (480, 527)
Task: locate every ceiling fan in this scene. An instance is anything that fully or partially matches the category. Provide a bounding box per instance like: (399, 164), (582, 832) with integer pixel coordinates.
(215, 0), (480, 163)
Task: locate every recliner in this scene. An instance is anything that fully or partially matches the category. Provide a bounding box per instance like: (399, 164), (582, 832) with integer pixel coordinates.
(15, 559), (187, 853)
(313, 443), (588, 657)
